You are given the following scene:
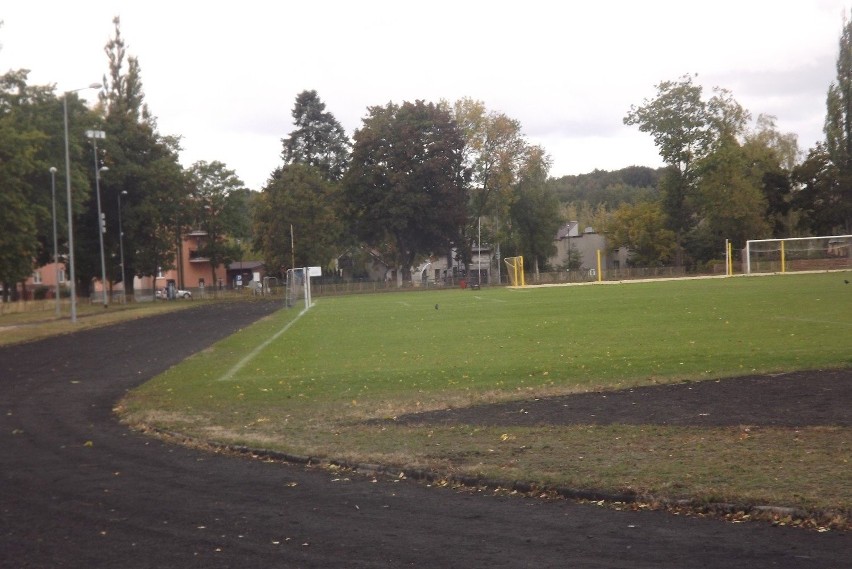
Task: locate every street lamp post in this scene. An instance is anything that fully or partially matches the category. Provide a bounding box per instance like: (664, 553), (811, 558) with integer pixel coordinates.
(63, 83), (101, 323)
(87, 130), (108, 308)
(118, 190), (128, 304)
(49, 167), (60, 317)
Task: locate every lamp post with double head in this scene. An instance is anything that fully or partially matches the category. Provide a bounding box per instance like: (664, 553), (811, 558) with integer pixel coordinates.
(63, 83), (102, 322)
(49, 166), (60, 317)
(86, 129), (108, 308)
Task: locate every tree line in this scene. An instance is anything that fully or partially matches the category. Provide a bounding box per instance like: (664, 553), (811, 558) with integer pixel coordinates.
(605, 20), (852, 268)
(3, 15), (852, 300)
(0, 18), (251, 301)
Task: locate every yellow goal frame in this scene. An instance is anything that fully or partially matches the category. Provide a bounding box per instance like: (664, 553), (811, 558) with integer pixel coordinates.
(503, 256), (525, 287)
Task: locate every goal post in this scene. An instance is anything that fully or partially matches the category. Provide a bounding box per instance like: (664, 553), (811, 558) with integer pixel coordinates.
(285, 266), (320, 309)
(744, 235), (852, 274)
(504, 256), (525, 287)
(285, 268), (307, 309)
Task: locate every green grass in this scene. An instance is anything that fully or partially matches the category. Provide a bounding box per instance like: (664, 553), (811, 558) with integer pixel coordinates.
(0, 300), (198, 347)
(119, 272), (852, 521)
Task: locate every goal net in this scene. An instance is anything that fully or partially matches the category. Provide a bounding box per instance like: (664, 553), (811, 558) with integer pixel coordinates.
(285, 268), (307, 308)
(504, 256), (525, 286)
(744, 235), (852, 274)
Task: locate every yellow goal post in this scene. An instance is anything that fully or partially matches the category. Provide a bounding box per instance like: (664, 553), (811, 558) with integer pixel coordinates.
(503, 256), (525, 287)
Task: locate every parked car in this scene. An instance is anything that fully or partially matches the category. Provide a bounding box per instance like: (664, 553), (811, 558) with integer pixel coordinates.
(156, 288), (192, 300)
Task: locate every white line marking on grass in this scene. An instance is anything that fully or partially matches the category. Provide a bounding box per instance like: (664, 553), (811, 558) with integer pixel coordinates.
(218, 305), (312, 382)
(473, 296), (506, 302)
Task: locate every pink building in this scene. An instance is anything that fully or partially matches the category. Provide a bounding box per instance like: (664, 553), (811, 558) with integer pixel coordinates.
(135, 229), (227, 298)
(15, 261), (68, 300)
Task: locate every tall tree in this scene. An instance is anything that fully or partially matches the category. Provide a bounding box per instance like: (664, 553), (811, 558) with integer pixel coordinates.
(449, 98), (530, 269)
(92, 17), (189, 296)
(743, 114), (800, 236)
(281, 90), (350, 181)
(792, 144), (845, 235)
(694, 136), (770, 248)
(343, 100), (469, 282)
(605, 201), (676, 267)
(0, 70), (46, 298)
(624, 75), (709, 263)
(506, 146), (561, 274)
(0, 69), (85, 299)
(253, 164), (343, 274)
(818, 14), (852, 234)
(187, 160), (245, 294)
(625, 75), (778, 265)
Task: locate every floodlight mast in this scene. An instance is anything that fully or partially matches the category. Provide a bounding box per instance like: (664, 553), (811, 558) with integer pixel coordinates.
(87, 130), (108, 308)
(63, 83), (102, 322)
(49, 167), (60, 317)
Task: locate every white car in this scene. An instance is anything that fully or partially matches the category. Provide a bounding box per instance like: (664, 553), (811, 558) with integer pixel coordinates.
(156, 288), (192, 299)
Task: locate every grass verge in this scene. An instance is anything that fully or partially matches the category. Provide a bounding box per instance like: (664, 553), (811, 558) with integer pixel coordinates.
(0, 299), (197, 347)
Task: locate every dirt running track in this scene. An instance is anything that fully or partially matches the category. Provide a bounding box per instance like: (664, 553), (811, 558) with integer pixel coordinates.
(1, 300), (849, 568)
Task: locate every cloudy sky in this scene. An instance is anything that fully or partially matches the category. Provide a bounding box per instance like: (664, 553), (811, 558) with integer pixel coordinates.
(1, 1), (848, 189)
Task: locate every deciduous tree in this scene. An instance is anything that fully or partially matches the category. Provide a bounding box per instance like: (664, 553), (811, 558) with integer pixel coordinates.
(187, 160), (245, 294)
(506, 146), (561, 274)
(343, 100), (469, 282)
(605, 201), (676, 267)
(253, 164), (342, 274)
(817, 14), (852, 233)
(88, 17), (189, 296)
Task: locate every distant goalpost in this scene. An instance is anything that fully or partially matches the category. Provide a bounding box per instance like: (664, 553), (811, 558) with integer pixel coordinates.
(504, 256), (525, 287)
(744, 235), (852, 274)
(285, 267), (320, 309)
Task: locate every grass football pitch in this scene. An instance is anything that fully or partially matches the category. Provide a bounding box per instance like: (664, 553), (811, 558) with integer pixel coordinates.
(121, 272), (851, 519)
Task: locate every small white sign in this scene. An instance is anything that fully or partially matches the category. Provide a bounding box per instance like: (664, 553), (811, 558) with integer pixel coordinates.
(308, 266), (322, 277)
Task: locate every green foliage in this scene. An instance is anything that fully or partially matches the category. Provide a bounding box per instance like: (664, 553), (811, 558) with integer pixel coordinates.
(281, 90), (350, 182)
(605, 201), (676, 266)
(625, 74), (805, 266)
(547, 166), (662, 206)
(792, 144), (848, 235)
(451, 98), (524, 220)
(0, 69), (57, 294)
(695, 136), (770, 247)
(344, 100), (469, 280)
(89, 17), (189, 290)
(743, 114), (799, 236)
(507, 146), (561, 270)
(624, 74), (710, 177)
(253, 164), (343, 274)
(0, 183), (38, 291)
(187, 160), (247, 288)
(815, 15), (852, 234)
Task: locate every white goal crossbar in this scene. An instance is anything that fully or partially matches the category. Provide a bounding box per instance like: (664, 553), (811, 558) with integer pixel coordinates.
(744, 235), (852, 274)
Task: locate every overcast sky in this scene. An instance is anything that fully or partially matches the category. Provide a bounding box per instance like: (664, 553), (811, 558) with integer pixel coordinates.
(1, 1), (849, 189)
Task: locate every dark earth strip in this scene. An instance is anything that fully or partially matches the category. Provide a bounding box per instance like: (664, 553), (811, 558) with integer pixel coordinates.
(1, 300), (849, 568)
(390, 370), (852, 428)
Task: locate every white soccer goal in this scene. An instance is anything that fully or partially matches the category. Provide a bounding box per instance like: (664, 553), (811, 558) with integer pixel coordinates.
(285, 268), (310, 309)
(744, 235), (852, 274)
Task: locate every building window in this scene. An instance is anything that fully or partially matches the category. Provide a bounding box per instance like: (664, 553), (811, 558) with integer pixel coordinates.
(33, 270), (42, 284)
(157, 267), (164, 278)
(58, 268), (66, 283)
